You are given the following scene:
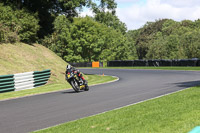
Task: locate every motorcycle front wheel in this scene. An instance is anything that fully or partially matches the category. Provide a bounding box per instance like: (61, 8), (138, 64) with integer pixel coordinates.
(70, 80), (80, 92)
(84, 85), (89, 91)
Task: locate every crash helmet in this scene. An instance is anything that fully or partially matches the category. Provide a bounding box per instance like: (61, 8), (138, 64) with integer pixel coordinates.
(66, 64), (71, 69)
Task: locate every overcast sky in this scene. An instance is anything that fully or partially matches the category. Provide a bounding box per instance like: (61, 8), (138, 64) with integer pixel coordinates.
(81, 0), (200, 30)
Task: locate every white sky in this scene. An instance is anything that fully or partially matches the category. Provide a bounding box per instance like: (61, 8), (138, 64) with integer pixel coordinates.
(80, 0), (200, 30)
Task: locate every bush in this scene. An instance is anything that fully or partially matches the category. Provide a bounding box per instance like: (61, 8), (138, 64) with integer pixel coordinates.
(0, 23), (19, 43)
(0, 3), (40, 43)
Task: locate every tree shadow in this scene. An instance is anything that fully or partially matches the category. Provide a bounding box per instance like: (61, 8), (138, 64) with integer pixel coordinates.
(173, 80), (200, 88)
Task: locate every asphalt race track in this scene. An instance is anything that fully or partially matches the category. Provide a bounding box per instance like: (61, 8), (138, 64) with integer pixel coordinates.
(1, 69), (200, 133)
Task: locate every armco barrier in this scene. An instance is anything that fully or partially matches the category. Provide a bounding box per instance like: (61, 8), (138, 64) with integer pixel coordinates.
(0, 69), (51, 93)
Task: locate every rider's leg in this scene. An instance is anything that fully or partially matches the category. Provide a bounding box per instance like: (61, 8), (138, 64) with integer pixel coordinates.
(78, 73), (87, 84)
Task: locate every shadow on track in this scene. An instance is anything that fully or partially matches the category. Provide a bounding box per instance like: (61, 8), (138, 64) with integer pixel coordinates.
(61, 90), (87, 94)
(174, 80), (200, 88)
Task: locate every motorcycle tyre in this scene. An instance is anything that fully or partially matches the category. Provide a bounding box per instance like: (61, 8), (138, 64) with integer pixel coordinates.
(70, 80), (80, 92)
(84, 85), (89, 91)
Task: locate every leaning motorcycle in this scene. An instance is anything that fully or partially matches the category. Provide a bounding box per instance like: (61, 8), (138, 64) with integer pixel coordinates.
(66, 72), (89, 92)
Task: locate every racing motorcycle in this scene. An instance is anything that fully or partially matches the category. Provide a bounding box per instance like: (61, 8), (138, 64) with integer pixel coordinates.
(66, 71), (89, 92)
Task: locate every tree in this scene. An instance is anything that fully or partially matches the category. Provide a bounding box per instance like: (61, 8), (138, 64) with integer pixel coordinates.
(181, 29), (200, 58)
(99, 26), (127, 61)
(67, 16), (127, 62)
(146, 32), (168, 59)
(67, 16), (103, 62)
(125, 30), (139, 59)
(43, 16), (127, 62)
(1, 0), (117, 38)
(135, 19), (169, 59)
(94, 12), (127, 34)
(0, 3), (39, 43)
(42, 15), (71, 59)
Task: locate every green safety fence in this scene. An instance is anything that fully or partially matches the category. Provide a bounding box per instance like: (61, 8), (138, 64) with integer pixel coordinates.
(0, 69), (51, 93)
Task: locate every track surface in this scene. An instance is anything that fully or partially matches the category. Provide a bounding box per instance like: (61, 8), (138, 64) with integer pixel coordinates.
(1, 69), (200, 133)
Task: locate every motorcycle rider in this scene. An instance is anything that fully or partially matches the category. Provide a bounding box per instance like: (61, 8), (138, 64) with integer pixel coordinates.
(65, 64), (87, 85)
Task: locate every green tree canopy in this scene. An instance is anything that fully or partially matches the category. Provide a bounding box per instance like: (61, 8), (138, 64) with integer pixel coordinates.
(0, 3), (39, 43)
(127, 18), (200, 60)
(43, 16), (127, 62)
(94, 11), (127, 34)
(1, 0), (117, 38)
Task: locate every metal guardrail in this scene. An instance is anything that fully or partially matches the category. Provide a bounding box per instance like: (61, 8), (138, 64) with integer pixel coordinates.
(0, 69), (51, 93)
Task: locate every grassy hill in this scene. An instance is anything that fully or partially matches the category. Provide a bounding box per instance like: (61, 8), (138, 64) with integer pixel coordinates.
(0, 43), (116, 100)
(0, 43), (67, 84)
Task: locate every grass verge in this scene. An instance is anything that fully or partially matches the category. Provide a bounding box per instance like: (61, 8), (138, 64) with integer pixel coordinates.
(0, 74), (117, 101)
(33, 86), (200, 133)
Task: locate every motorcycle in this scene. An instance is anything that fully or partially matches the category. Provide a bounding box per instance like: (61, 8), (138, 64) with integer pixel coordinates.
(66, 71), (89, 92)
